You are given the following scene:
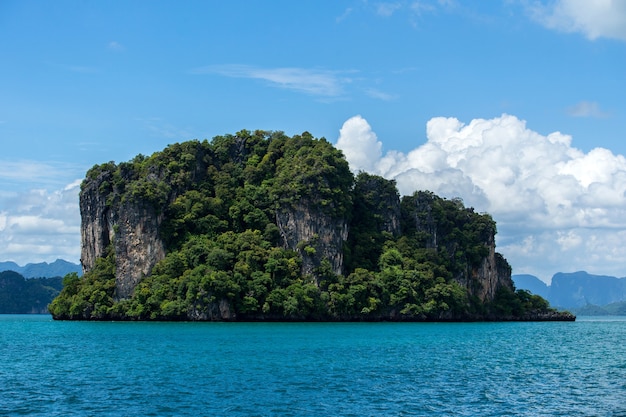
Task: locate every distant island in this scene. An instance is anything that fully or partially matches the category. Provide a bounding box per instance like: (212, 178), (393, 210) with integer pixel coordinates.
(513, 272), (626, 315)
(49, 130), (574, 321)
(0, 260), (80, 314)
(0, 271), (63, 314)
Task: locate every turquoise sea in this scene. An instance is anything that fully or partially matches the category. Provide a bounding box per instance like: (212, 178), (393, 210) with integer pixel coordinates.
(1, 315), (625, 416)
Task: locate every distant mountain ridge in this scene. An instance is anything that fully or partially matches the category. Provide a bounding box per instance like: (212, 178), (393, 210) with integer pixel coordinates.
(511, 274), (549, 299)
(0, 259), (82, 278)
(513, 271), (626, 312)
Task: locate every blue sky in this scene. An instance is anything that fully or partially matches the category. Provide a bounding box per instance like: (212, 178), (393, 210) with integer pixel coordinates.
(1, 0), (625, 283)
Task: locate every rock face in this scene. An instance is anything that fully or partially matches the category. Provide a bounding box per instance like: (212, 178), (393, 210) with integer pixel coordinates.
(80, 168), (167, 300)
(470, 239), (513, 302)
(275, 202), (348, 278)
(403, 192), (513, 302)
(79, 170), (115, 274)
(79, 137), (512, 309)
(110, 201), (166, 299)
(354, 174), (401, 237)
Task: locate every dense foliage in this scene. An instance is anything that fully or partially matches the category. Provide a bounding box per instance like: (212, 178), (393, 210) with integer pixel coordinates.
(0, 271), (63, 313)
(50, 130), (566, 321)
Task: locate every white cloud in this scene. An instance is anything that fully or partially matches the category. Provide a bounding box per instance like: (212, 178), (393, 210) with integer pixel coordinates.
(0, 160), (85, 191)
(529, 0), (626, 42)
(364, 88), (397, 101)
(336, 115), (382, 173)
(503, 228), (626, 281)
(567, 101), (610, 118)
(191, 65), (351, 97)
(336, 114), (626, 282)
(0, 161), (62, 184)
(377, 2), (403, 17)
(366, 0), (445, 22)
(410, 1), (437, 16)
(193, 65), (400, 102)
(0, 182), (81, 265)
(556, 229), (582, 251)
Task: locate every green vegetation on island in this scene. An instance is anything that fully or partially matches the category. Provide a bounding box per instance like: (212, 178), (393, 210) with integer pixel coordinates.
(0, 271), (63, 314)
(49, 130), (572, 321)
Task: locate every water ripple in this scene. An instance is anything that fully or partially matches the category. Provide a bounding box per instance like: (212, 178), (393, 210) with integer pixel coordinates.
(1, 317), (625, 416)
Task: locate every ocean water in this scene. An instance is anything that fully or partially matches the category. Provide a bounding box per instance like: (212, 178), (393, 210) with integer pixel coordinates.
(1, 316), (625, 417)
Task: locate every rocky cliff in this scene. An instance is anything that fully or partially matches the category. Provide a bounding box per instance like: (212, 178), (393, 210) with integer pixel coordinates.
(402, 191), (514, 302)
(275, 202), (348, 279)
(79, 133), (353, 301)
(80, 166), (167, 300)
(56, 131), (564, 322)
(472, 241), (513, 302)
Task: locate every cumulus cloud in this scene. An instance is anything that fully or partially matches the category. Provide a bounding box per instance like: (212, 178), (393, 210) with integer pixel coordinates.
(336, 114), (626, 282)
(0, 181), (81, 266)
(529, 0), (626, 42)
(336, 115), (382, 173)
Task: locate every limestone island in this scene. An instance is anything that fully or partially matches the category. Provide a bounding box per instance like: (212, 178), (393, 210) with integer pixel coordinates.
(50, 131), (575, 322)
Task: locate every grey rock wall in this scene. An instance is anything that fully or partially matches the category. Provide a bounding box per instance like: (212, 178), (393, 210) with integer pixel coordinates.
(275, 201), (348, 279)
(80, 167), (167, 300)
